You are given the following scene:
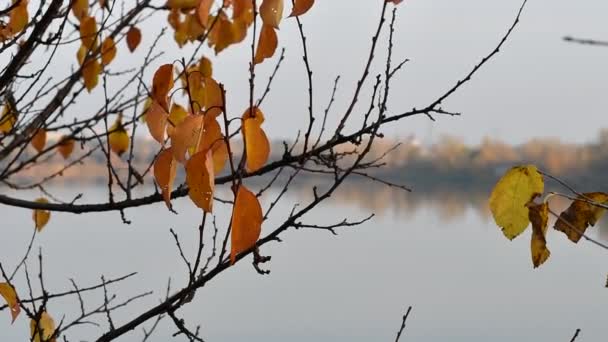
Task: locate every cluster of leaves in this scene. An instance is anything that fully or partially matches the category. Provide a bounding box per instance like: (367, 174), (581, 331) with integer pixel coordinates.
(489, 165), (608, 268)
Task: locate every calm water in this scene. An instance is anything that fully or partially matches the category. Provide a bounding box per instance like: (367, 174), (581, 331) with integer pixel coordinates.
(1, 185), (607, 341)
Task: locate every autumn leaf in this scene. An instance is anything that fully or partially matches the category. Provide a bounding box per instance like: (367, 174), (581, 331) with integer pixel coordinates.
(0, 283), (20, 323)
(489, 165), (544, 240)
(33, 197), (50, 232)
(554, 192), (608, 243)
(199, 56), (213, 77)
(167, 103), (188, 136)
(260, 0), (284, 28)
(242, 107), (269, 172)
(126, 26), (142, 52)
(152, 64), (174, 111)
(386, 0), (404, 4)
(254, 24), (277, 65)
(82, 57), (101, 92)
(197, 0), (213, 27)
(57, 136), (75, 159)
(0, 0), (29, 40)
(208, 11), (236, 54)
(528, 202), (550, 268)
(230, 185), (263, 264)
(146, 100), (169, 143)
(154, 148), (177, 209)
(31, 128), (46, 152)
(289, 0), (314, 17)
(233, 0), (254, 25)
(187, 71), (205, 113)
(186, 149), (215, 212)
(71, 0), (88, 21)
(101, 36), (117, 66)
(0, 103), (17, 134)
(203, 76), (223, 117)
(80, 16), (98, 50)
(167, 0), (198, 9)
(109, 113), (130, 156)
(30, 311), (56, 342)
(170, 114), (203, 163)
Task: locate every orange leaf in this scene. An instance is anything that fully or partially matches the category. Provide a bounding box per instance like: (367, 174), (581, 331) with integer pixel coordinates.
(152, 64), (174, 111)
(211, 139), (228, 174)
(154, 148), (178, 209)
(259, 0), (284, 28)
(167, 0), (198, 9)
(187, 71), (205, 113)
(254, 24), (277, 65)
(57, 136), (75, 159)
(146, 100), (169, 143)
(197, 0), (213, 27)
(186, 149), (215, 212)
(170, 114), (204, 163)
(208, 11), (236, 54)
(230, 185), (263, 264)
(199, 56), (213, 77)
(0, 282), (20, 323)
(71, 0), (88, 21)
(2, 0), (28, 39)
(289, 0), (314, 17)
(233, 0), (254, 25)
(386, 0), (404, 4)
(81, 58), (101, 92)
(126, 26), (142, 52)
(31, 128), (46, 152)
(80, 16), (98, 50)
(33, 198), (50, 232)
(0, 102), (17, 134)
(203, 76), (223, 117)
(101, 36), (117, 66)
(243, 117), (269, 172)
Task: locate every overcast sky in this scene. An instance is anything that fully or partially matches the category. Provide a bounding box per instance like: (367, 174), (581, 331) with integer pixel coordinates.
(202, 0), (608, 145)
(14, 0), (608, 146)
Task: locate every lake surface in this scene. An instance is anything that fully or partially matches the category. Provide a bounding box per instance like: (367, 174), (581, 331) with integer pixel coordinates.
(1, 185), (607, 341)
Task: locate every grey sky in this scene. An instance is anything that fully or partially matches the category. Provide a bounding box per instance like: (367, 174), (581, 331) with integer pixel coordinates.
(206, 0), (608, 145)
(11, 0), (608, 146)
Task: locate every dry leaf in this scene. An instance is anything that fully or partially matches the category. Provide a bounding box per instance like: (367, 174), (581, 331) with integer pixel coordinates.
(108, 113), (129, 156)
(30, 311), (56, 342)
(101, 36), (117, 66)
(126, 26), (142, 52)
(289, 0), (314, 17)
(31, 128), (46, 152)
(554, 192), (608, 243)
(170, 114), (203, 163)
(260, 0), (284, 28)
(57, 136), (75, 159)
(146, 100), (169, 143)
(254, 24), (277, 64)
(186, 149), (215, 212)
(528, 202), (550, 268)
(152, 64), (174, 111)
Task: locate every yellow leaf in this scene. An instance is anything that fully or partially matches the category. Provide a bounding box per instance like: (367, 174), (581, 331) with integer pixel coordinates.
(170, 114), (203, 163)
(81, 56), (101, 92)
(186, 149), (215, 212)
(528, 202), (550, 268)
(199, 56), (213, 77)
(109, 114), (129, 156)
(197, 0), (213, 27)
(30, 311), (55, 342)
(152, 64), (174, 111)
(146, 100), (169, 143)
(80, 16), (98, 50)
(488, 165), (544, 240)
(71, 0), (88, 21)
(126, 26), (141, 52)
(0, 282), (20, 323)
(57, 136), (75, 159)
(167, 103), (188, 136)
(187, 71), (205, 113)
(154, 148), (177, 209)
(230, 185), (263, 264)
(289, 0), (314, 17)
(76, 44), (87, 65)
(254, 24), (277, 65)
(33, 198), (50, 232)
(31, 128), (46, 152)
(554, 192), (608, 243)
(260, 0), (283, 28)
(101, 36), (117, 66)
(0, 103), (17, 134)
